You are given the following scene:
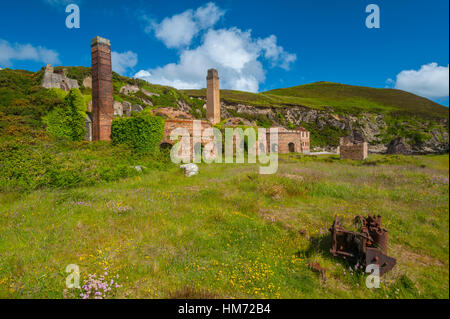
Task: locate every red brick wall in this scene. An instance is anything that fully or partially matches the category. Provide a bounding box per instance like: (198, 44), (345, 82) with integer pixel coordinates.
(161, 121), (311, 158)
(162, 119), (212, 144)
(266, 130), (310, 153)
(206, 69), (220, 124)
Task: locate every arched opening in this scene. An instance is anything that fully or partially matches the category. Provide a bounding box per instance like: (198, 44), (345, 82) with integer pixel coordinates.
(160, 142), (172, 150)
(259, 143), (266, 153)
(271, 143), (278, 153)
(288, 142), (295, 153)
(194, 142), (203, 156)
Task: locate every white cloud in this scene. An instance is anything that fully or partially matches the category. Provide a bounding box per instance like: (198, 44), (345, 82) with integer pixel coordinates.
(194, 2), (226, 30)
(257, 35), (297, 71)
(134, 70), (151, 78)
(0, 39), (60, 67)
(152, 11), (198, 48)
(393, 63), (449, 99)
(146, 2), (225, 49)
(111, 51), (138, 75)
(137, 3), (296, 92)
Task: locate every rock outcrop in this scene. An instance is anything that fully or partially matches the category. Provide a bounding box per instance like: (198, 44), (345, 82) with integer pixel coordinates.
(120, 84), (139, 95)
(83, 76), (92, 89)
(386, 137), (412, 155)
(41, 64), (79, 91)
(121, 102), (143, 116)
(113, 101), (123, 116)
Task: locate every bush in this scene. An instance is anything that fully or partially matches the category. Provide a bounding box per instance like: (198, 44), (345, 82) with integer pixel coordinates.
(42, 89), (87, 141)
(0, 138), (171, 192)
(111, 114), (165, 153)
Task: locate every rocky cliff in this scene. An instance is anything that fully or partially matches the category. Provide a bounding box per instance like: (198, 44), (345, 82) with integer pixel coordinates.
(216, 102), (449, 154)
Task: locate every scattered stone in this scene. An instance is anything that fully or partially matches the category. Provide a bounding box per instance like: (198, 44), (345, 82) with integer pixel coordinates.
(122, 101), (143, 116)
(131, 165), (146, 172)
(141, 89), (160, 97)
(119, 84), (139, 95)
(122, 101), (132, 116)
(180, 163), (199, 177)
(83, 76), (92, 88)
(113, 101), (123, 116)
(132, 104), (143, 113)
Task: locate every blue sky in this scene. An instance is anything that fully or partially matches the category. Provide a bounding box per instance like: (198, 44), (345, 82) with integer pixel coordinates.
(0, 0), (448, 105)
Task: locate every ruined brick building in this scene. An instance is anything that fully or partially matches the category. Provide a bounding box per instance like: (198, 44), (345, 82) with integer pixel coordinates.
(339, 136), (368, 160)
(88, 36), (310, 155)
(271, 127), (310, 154)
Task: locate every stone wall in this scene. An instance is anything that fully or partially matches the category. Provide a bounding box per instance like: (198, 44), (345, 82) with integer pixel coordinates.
(41, 64), (79, 91)
(339, 139), (368, 160)
(162, 119), (215, 160)
(85, 115), (92, 142)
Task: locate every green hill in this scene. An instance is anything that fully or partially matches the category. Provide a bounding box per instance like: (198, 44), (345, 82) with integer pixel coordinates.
(183, 81), (449, 119)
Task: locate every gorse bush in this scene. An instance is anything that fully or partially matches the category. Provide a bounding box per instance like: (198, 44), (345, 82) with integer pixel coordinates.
(111, 113), (165, 153)
(42, 88), (87, 141)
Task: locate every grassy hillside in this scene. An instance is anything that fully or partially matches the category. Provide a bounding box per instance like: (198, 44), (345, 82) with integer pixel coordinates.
(0, 154), (448, 298)
(183, 81), (449, 118)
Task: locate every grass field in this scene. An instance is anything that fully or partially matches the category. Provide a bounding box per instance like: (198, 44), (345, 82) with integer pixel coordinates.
(0, 153), (448, 299)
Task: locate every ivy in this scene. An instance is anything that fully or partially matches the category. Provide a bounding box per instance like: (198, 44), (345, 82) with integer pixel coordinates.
(42, 88), (86, 141)
(111, 114), (165, 153)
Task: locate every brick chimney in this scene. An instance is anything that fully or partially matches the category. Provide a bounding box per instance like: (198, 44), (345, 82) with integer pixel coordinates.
(206, 68), (220, 124)
(91, 36), (114, 141)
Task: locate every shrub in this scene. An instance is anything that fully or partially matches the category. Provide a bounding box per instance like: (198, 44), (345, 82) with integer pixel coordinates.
(0, 138), (169, 192)
(111, 114), (165, 153)
(42, 89), (87, 141)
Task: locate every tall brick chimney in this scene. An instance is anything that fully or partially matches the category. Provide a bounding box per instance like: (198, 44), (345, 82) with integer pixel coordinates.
(206, 68), (220, 124)
(91, 36), (114, 141)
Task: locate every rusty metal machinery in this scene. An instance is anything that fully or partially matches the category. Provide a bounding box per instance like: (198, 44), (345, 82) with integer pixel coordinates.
(329, 215), (396, 276)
